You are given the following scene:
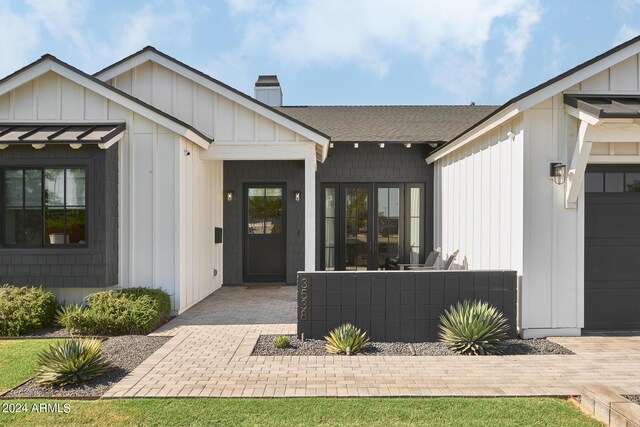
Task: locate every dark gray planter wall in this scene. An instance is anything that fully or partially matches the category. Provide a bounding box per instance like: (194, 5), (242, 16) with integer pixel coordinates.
(298, 270), (518, 342)
(0, 144), (118, 288)
(223, 160), (305, 284)
(315, 143), (434, 268)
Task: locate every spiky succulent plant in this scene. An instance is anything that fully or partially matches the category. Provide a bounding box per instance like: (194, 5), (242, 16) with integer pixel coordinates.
(35, 339), (111, 387)
(439, 300), (509, 355)
(324, 323), (369, 355)
(273, 335), (290, 349)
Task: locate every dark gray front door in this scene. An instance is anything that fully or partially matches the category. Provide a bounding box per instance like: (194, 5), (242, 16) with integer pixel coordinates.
(243, 185), (286, 283)
(585, 167), (640, 331)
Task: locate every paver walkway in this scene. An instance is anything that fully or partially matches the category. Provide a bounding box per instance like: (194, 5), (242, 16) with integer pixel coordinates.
(104, 286), (640, 398)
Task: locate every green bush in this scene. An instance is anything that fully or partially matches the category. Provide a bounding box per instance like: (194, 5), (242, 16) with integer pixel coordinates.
(57, 287), (171, 336)
(324, 323), (370, 355)
(439, 300), (509, 355)
(0, 285), (57, 336)
(273, 335), (289, 349)
(35, 338), (111, 387)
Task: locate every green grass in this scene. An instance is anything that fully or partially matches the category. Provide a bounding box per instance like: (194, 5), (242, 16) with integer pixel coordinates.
(0, 397), (600, 426)
(0, 339), (61, 394)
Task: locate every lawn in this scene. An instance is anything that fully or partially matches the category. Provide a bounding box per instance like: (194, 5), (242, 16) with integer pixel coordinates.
(0, 339), (60, 394)
(0, 397), (600, 426)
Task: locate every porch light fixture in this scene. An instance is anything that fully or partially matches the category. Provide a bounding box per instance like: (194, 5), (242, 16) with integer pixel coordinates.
(549, 162), (566, 185)
(226, 190), (234, 202)
(404, 143), (411, 148)
(378, 143), (385, 148)
(353, 143), (359, 149)
(294, 190), (301, 202)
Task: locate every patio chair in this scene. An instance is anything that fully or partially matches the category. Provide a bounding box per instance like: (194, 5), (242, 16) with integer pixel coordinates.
(398, 247), (441, 270)
(441, 250), (459, 270)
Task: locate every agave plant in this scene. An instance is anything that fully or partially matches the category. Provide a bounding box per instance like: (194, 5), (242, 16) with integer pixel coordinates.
(439, 300), (509, 355)
(35, 339), (111, 387)
(324, 323), (370, 355)
(273, 335), (290, 349)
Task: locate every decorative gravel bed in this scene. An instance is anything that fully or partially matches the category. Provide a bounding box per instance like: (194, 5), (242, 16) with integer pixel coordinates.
(252, 335), (574, 357)
(625, 395), (640, 405)
(4, 335), (170, 398)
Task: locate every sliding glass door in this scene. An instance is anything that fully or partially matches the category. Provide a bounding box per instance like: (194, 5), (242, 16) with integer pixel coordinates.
(322, 183), (424, 271)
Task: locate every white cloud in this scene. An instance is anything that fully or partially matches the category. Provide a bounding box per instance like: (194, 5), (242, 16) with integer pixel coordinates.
(493, 1), (541, 96)
(543, 36), (569, 77)
(0, 3), (40, 78)
(226, 0), (542, 102)
(614, 24), (640, 46)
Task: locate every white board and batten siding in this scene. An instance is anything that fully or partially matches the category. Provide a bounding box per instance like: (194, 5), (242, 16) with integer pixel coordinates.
(435, 52), (640, 337)
(108, 59), (320, 289)
(434, 116), (524, 274)
(179, 138), (222, 312)
(108, 61), (312, 149)
(0, 71), (193, 311)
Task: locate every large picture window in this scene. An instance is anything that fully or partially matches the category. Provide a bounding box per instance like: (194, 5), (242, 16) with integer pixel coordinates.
(2, 167), (86, 247)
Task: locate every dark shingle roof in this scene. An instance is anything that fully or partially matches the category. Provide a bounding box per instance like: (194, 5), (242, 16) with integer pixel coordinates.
(275, 105), (498, 143)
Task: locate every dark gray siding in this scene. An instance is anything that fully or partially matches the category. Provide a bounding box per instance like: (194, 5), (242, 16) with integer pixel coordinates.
(223, 160), (304, 285)
(0, 145), (118, 288)
(298, 270), (518, 342)
(315, 143), (434, 268)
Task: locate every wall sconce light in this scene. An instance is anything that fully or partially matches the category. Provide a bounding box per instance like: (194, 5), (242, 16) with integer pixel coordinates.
(353, 143), (359, 149)
(378, 143), (385, 148)
(404, 143), (411, 148)
(226, 190), (234, 202)
(294, 190), (301, 202)
(549, 162), (566, 185)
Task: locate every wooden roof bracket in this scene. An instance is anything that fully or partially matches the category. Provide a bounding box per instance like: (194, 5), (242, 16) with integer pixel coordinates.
(565, 119), (597, 209)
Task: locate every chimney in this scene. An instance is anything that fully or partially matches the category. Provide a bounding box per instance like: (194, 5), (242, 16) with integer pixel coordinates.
(254, 75), (282, 107)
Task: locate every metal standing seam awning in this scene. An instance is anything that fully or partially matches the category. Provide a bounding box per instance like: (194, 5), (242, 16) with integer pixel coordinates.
(563, 95), (640, 119)
(0, 122), (126, 149)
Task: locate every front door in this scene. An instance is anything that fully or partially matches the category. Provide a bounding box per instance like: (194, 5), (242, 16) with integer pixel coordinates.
(243, 184), (286, 283)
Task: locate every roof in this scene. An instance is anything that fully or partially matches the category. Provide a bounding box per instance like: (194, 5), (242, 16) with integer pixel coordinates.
(428, 34), (640, 160)
(0, 55), (213, 148)
(564, 95), (640, 119)
(275, 105), (498, 143)
(94, 46), (330, 142)
(0, 123), (125, 147)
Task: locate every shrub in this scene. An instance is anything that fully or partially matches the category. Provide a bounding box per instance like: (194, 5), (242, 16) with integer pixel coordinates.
(57, 287), (171, 336)
(273, 335), (289, 349)
(439, 300), (509, 355)
(0, 285), (57, 336)
(35, 338), (111, 387)
(324, 323), (370, 355)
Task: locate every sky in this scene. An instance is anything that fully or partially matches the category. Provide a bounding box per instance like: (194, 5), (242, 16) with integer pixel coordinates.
(1, 0), (639, 106)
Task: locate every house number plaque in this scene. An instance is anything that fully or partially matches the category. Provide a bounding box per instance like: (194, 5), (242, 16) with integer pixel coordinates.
(300, 277), (308, 321)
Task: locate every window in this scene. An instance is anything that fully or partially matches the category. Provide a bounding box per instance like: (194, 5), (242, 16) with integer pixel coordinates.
(324, 187), (336, 271)
(247, 187), (283, 235)
(2, 167), (86, 247)
(408, 186), (421, 264)
(586, 171), (640, 193)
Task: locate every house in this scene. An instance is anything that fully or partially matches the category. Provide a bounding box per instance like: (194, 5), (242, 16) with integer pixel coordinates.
(0, 35), (639, 338)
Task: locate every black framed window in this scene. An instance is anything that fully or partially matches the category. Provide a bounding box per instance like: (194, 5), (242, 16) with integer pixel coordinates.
(586, 170), (640, 193)
(2, 167), (87, 247)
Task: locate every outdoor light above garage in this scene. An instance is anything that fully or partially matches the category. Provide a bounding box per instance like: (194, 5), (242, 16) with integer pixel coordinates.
(550, 162), (566, 185)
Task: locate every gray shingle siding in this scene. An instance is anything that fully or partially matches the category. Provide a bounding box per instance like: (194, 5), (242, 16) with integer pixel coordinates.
(316, 143), (434, 269)
(223, 160), (305, 285)
(0, 145), (118, 288)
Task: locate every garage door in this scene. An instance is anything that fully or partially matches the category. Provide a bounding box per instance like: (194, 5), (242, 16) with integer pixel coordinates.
(584, 166), (640, 331)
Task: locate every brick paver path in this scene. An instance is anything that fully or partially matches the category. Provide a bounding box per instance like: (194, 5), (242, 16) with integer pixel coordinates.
(104, 286), (640, 398)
